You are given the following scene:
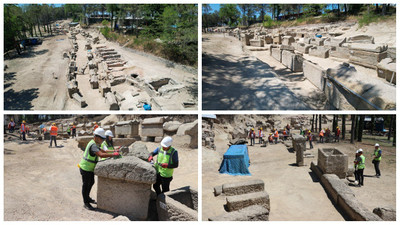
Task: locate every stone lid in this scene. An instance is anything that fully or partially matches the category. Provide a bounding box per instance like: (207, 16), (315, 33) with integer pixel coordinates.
(94, 156), (157, 184)
(142, 117), (164, 125)
(115, 120), (132, 126)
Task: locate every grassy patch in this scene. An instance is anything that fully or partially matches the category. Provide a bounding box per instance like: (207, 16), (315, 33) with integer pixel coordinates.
(358, 11), (394, 27)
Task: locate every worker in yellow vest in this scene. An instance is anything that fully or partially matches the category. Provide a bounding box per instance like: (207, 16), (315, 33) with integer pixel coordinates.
(49, 123), (58, 148)
(78, 128), (120, 210)
(147, 136), (179, 195)
(100, 130), (117, 161)
(372, 143), (382, 177)
(354, 149), (365, 187)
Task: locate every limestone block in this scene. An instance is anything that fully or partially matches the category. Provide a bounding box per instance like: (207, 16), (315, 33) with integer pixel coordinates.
(321, 174), (354, 204)
(324, 37), (346, 47)
(176, 120), (198, 149)
(141, 124), (164, 137)
(143, 117), (164, 125)
(115, 120), (139, 137)
(67, 81), (79, 98)
(76, 136), (136, 150)
(243, 34), (254, 46)
(309, 46), (329, 58)
(163, 121), (183, 132)
(114, 91), (126, 102)
(90, 75), (99, 89)
(72, 93), (87, 108)
(303, 60), (326, 90)
(292, 134), (306, 166)
(250, 39), (264, 47)
(120, 142), (150, 161)
(68, 61), (76, 73)
(226, 191), (270, 212)
(264, 35), (273, 44)
(310, 38), (324, 46)
(373, 207), (396, 221)
(105, 92), (119, 110)
(88, 60), (97, 70)
(347, 35), (374, 44)
(99, 81), (111, 97)
(282, 36), (295, 46)
(110, 77), (126, 86)
(376, 58), (396, 84)
(337, 192), (382, 221)
(272, 35), (282, 44)
(222, 179), (264, 196)
(349, 49), (387, 68)
(87, 52), (93, 60)
(296, 43), (312, 54)
(270, 47), (282, 62)
(209, 205), (269, 221)
(281, 50), (303, 72)
(317, 148), (348, 178)
(95, 156), (156, 220)
(279, 45), (295, 51)
(213, 185), (222, 196)
(330, 46), (350, 59)
(349, 43), (387, 53)
(156, 187), (198, 221)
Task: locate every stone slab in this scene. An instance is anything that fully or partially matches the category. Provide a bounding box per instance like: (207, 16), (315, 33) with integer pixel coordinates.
(209, 205), (269, 221)
(222, 179), (264, 196)
(302, 60), (326, 91)
(226, 191), (270, 212)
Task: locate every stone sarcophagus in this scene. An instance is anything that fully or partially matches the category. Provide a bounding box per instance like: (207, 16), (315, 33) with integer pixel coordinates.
(317, 148), (348, 178)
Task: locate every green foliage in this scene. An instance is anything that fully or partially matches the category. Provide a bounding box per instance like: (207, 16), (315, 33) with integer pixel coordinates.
(101, 20), (109, 26)
(358, 11), (380, 27)
(219, 4), (240, 27)
(263, 14), (274, 28)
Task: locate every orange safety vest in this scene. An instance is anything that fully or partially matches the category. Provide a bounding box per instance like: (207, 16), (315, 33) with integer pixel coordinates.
(283, 130), (287, 135)
(93, 125), (99, 131)
(73, 125), (76, 129)
(50, 126), (58, 136)
(43, 128), (47, 132)
(21, 124), (25, 132)
(258, 130), (263, 137)
(319, 130), (324, 137)
(274, 131), (279, 138)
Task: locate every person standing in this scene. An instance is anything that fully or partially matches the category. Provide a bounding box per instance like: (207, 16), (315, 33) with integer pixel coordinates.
(308, 131), (313, 149)
(20, 120), (27, 141)
(148, 137), (179, 196)
(93, 122), (99, 131)
(273, 129), (279, 144)
(354, 149), (365, 187)
(248, 128), (256, 146)
(319, 129), (325, 143)
(372, 143), (382, 177)
(258, 128), (264, 144)
(100, 130), (119, 161)
(49, 123), (58, 148)
(335, 126), (341, 142)
(78, 128), (120, 210)
(8, 119), (15, 133)
(67, 124), (71, 137)
(286, 124), (291, 135)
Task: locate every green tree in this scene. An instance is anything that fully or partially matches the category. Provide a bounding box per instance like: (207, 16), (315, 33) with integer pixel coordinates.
(219, 4), (240, 27)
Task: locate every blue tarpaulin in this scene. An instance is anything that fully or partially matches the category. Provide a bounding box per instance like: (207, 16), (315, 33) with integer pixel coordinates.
(218, 145), (251, 176)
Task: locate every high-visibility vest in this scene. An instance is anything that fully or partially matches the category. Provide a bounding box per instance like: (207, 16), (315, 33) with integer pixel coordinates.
(43, 128), (47, 132)
(357, 155), (365, 170)
(93, 125), (99, 131)
(79, 139), (99, 172)
(319, 131), (324, 137)
(283, 130), (287, 135)
(67, 127), (71, 132)
(21, 124), (25, 132)
(274, 131), (279, 138)
(155, 147), (176, 178)
(100, 141), (114, 161)
(336, 129), (341, 136)
(268, 135), (273, 141)
(374, 148), (382, 161)
(50, 126), (58, 136)
(249, 131), (255, 138)
(259, 130), (263, 137)
(72, 125), (76, 129)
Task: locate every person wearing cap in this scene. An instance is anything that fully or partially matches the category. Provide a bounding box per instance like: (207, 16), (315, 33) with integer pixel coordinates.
(258, 128), (264, 144)
(319, 129), (325, 143)
(49, 123), (58, 148)
(268, 133), (273, 143)
(78, 128), (121, 210)
(147, 136), (179, 196)
(20, 120), (27, 140)
(273, 129), (279, 144)
(335, 126), (341, 142)
(8, 119), (15, 133)
(100, 130), (118, 161)
(67, 124), (71, 137)
(307, 130), (314, 149)
(248, 128), (256, 146)
(372, 143), (382, 177)
(286, 124), (291, 136)
(354, 149), (365, 187)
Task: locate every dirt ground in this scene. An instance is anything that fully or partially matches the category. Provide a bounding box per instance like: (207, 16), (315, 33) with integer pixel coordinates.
(202, 122), (396, 221)
(4, 20), (197, 110)
(202, 33), (321, 110)
(3, 134), (197, 221)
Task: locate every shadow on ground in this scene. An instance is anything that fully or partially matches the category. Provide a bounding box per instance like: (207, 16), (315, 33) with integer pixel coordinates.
(4, 88), (39, 110)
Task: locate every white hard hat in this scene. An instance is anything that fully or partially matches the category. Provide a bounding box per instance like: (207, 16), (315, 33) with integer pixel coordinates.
(161, 136), (173, 148)
(105, 130), (114, 138)
(357, 149), (363, 153)
(375, 143), (380, 147)
(93, 127), (106, 139)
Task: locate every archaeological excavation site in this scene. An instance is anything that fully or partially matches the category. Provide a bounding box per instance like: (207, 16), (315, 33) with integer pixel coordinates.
(4, 4), (198, 110)
(202, 4), (396, 110)
(202, 114), (396, 221)
(4, 114), (198, 221)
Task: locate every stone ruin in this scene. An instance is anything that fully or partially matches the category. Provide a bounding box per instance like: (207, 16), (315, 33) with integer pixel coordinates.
(292, 134), (306, 166)
(94, 156), (156, 220)
(114, 120), (140, 138)
(236, 23), (396, 110)
(141, 117), (164, 142)
(317, 148), (348, 179)
(156, 187), (198, 221)
(210, 179), (270, 221)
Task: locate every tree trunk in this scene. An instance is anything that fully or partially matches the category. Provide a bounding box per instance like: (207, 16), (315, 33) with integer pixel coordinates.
(388, 115), (394, 140)
(393, 116), (396, 146)
(319, 115), (322, 132)
(382, 4), (387, 16)
(311, 115), (314, 132)
(342, 115), (346, 140)
(350, 115), (355, 144)
(315, 115), (318, 132)
(357, 115), (364, 142)
(370, 115), (375, 134)
(37, 18), (42, 37)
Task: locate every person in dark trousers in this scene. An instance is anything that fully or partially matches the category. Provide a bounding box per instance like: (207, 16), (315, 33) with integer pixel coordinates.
(20, 120), (27, 140)
(335, 126), (341, 142)
(72, 123), (76, 137)
(372, 143), (382, 177)
(354, 149), (365, 187)
(248, 128), (256, 146)
(148, 136), (179, 195)
(308, 131), (313, 149)
(78, 128), (120, 210)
